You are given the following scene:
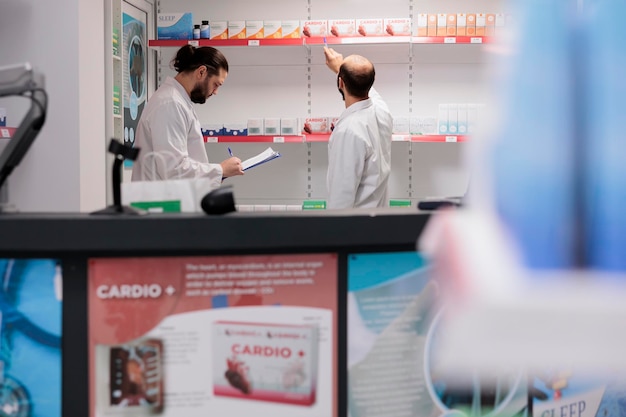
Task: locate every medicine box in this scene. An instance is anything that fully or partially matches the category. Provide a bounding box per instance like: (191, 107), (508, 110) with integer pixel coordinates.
(264, 21), (282, 39)
(157, 13), (193, 40)
(210, 21), (228, 39)
(228, 21), (246, 39)
(301, 20), (327, 37)
(384, 18), (411, 36)
(282, 20), (301, 38)
(328, 19), (356, 37)
(247, 119), (264, 135)
(246, 21), (264, 39)
(223, 122), (248, 136)
(356, 18), (384, 36)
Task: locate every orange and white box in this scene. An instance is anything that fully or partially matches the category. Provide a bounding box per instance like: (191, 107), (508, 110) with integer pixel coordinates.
(485, 13), (496, 36)
(301, 20), (327, 37)
(282, 20), (300, 38)
(446, 14), (457, 36)
(384, 18), (411, 36)
(210, 21), (228, 39)
(328, 19), (356, 37)
(356, 18), (384, 36)
(212, 321), (319, 406)
(456, 13), (467, 36)
(476, 13), (486, 36)
(416, 14), (428, 37)
(302, 117), (330, 134)
(466, 14), (477, 36)
(437, 14), (447, 36)
(246, 20), (264, 39)
(427, 14), (438, 36)
(228, 21), (246, 39)
(264, 20), (282, 38)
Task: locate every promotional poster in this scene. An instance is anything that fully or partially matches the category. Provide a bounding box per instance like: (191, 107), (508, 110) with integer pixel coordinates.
(88, 254), (338, 417)
(0, 259), (62, 417)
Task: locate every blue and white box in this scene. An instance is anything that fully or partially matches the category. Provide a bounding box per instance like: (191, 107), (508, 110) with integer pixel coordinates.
(223, 122), (248, 136)
(0, 107), (5, 127)
(201, 123), (224, 137)
(438, 104), (449, 134)
(158, 13), (193, 40)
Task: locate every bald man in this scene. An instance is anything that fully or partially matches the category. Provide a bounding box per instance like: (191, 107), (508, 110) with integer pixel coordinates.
(323, 47), (393, 209)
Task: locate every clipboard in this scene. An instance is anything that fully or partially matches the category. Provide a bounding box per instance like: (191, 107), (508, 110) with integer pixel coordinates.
(241, 147), (281, 171)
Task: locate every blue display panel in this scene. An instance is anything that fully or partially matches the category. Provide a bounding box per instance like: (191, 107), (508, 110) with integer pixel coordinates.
(0, 259), (62, 417)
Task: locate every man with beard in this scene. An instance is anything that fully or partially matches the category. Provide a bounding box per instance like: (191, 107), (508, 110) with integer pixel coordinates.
(131, 45), (243, 183)
(323, 46), (393, 209)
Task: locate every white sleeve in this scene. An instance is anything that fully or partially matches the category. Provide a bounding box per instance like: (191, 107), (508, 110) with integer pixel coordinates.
(147, 102), (223, 185)
(327, 130), (368, 209)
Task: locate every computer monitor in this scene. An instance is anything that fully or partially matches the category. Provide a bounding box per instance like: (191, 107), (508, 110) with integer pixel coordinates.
(0, 63), (47, 190)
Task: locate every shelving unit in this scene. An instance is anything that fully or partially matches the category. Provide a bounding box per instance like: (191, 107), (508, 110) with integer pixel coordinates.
(202, 134), (468, 143)
(149, 0), (505, 207)
(148, 35), (492, 48)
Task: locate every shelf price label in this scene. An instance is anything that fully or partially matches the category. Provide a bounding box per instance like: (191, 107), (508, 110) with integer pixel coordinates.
(204, 137), (218, 143)
(392, 134), (410, 142)
(444, 37), (456, 44)
(445, 136), (458, 143)
(248, 40), (260, 47)
(187, 40), (199, 47)
(0, 129), (9, 138)
(470, 37), (483, 44)
(273, 136), (285, 143)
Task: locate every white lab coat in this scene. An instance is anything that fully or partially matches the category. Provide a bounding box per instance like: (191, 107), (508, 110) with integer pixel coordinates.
(326, 88), (393, 209)
(131, 77), (223, 187)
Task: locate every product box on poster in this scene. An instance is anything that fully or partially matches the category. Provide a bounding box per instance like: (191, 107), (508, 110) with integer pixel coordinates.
(356, 18), (384, 37)
(0, 107), (5, 127)
(228, 20), (246, 39)
(301, 20), (327, 37)
(157, 13), (193, 40)
(384, 18), (411, 36)
(246, 20), (264, 39)
(212, 321), (319, 406)
(223, 122), (248, 136)
(328, 19), (356, 37)
(210, 21), (228, 39)
(282, 20), (301, 38)
(201, 124), (224, 137)
(264, 20), (282, 39)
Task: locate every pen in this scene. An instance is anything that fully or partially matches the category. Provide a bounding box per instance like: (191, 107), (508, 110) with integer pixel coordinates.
(228, 147), (233, 157)
(323, 37), (327, 47)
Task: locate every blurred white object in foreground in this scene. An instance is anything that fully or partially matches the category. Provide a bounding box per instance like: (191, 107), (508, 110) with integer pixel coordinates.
(419, 208), (626, 377)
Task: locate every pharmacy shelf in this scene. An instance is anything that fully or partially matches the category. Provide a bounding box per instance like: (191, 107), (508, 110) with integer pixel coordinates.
(149, 36), (492, 48)
(0, 127), (16, 139)
(204, 135), (306, 143)
(204, 134), (468, 143)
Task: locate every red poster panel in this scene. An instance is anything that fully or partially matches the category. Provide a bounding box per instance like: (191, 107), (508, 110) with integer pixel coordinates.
(88, 253), (337, 417)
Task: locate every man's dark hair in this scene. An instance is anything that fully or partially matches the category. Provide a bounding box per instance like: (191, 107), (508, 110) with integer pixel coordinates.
(338, 62), (375, 99)
(171, 45), (229, 77)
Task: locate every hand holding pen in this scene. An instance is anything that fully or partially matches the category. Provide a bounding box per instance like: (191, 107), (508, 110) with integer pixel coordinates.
(221, 147), (244, 178)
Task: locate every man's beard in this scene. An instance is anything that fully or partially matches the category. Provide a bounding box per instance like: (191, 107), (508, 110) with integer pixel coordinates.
(190, 80), (209, 104)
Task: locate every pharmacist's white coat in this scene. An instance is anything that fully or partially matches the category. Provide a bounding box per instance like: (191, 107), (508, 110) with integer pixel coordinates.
(131, 77), (223, 186)
(326, 88), (393, 209)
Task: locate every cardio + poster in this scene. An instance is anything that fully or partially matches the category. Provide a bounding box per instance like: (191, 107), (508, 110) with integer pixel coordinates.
(88, 254), (337, 417)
